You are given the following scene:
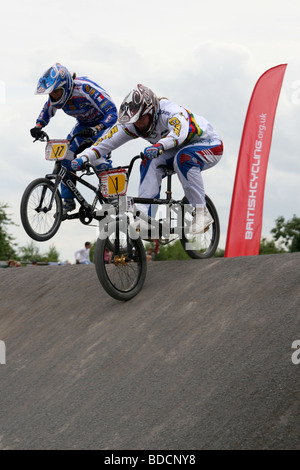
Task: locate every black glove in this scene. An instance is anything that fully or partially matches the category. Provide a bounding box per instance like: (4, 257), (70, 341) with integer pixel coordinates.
(80, 127), (98, 138)
(30, 126), (43, 139)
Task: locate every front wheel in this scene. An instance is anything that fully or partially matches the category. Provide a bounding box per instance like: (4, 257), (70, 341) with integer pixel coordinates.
(20, 178), (62, 241)
(179, 195), (220, 259)
(94, 219), (147, 301)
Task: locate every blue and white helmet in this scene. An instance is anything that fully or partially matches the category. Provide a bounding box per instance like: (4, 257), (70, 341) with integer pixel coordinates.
(35, 63), (73, 109)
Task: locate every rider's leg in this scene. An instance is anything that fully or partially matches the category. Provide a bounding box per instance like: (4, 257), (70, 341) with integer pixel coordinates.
(173, 140), (223, 233)
(60, 157), (76, 213)
(61, 123), (107, 212)
(61, 124), (83, 211)
(131, 154), (174, 238)
(135, 153), (174, 216)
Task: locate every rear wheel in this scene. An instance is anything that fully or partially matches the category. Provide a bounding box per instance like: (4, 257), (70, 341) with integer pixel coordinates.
(94, 219), (147, 301)
(20, 178), (62, 241)
(179, 195), (220, 259)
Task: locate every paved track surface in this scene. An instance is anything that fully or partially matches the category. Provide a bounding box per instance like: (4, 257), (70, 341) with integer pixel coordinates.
(0, 253), (300, 450)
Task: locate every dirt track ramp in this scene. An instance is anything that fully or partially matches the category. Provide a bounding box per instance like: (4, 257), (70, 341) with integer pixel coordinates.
(0, 253), (300, 450)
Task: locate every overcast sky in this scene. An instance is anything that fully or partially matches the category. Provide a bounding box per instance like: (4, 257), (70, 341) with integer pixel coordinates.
(1, 0), (300, 263)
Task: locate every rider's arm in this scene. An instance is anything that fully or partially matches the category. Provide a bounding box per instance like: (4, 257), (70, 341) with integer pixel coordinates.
(81, 123), (137, 163)
(155, 101), (203, 151)
(156, 113), (191, 151)
(74, 249), (82, 263)
(36, 99), (57, 127)
(80, 82), (118, 131)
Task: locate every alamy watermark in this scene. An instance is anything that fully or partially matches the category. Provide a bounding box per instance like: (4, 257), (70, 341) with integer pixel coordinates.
(0, 340), (6, 365)
(291, 340), (300, 365)
(0, 80), (5, 104)
(95, 198), (208, 251)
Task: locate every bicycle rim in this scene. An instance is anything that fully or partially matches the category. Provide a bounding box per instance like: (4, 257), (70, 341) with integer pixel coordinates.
(94, 223), (147, 301)
(21, 178), (62, 241)
(179, 196), (220, 259)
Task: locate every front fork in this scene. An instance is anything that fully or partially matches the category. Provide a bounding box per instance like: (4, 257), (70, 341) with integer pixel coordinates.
(43, 166), (66, 212)
(113, 216), (134, 264)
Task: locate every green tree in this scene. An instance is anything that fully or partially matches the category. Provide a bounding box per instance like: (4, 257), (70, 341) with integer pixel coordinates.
(44, 244), (60, 262)
(214, 248), (225, 257)
(18, 241), (61, 263)
(18, 241), (42, 263)
(148, 240), (190, 261)
(270, 215), (300, 252)
(0, 202), (18, 260)
(259, 237), (285, 255)
(90, 241), (96, 263)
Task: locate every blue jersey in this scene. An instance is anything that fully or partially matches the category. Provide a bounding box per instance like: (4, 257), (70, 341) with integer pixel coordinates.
(36, 77), (118, 129)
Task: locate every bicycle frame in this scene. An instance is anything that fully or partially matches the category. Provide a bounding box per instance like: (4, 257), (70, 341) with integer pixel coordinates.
(96, 155), (191, 242)
(45, 161), (104, 222)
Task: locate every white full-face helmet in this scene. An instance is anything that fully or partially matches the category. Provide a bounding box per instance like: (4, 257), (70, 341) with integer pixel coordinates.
(118, 84), (160, 136)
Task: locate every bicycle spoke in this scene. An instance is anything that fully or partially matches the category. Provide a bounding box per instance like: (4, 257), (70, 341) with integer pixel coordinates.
(27, 186), (56, 233)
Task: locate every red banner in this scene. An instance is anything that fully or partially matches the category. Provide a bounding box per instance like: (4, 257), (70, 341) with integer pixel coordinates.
(224, 64), (287, 257)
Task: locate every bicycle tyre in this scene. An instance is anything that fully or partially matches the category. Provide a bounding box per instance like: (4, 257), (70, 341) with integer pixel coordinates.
(179, 195), (220, 259)
(20, 178), (62, 241)
(94, 220), (147, 301)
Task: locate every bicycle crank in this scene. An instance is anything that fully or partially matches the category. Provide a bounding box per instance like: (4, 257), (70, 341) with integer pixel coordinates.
(79, 206), (94, 225)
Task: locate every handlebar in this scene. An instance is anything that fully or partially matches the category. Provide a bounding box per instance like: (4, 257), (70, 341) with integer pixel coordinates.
(34, 132), (159, 178)
(33, 130), (49, 142)
(81, 153), (142, 177)
(33, 131), (90, 145)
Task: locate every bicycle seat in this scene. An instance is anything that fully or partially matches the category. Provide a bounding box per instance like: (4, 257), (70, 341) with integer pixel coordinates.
(157, 164), (176, 176)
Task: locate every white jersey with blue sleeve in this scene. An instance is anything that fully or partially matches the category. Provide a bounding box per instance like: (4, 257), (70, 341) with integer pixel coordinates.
(82, 98), (221, 162)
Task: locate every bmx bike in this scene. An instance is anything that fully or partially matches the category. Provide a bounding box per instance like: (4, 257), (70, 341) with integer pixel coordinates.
(94, 155), (220, 301)
(20, 131), (113, 241)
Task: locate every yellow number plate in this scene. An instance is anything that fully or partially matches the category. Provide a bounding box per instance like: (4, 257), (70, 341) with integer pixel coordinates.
(100, 169), (128, 197)
(45, 140), (69, 161)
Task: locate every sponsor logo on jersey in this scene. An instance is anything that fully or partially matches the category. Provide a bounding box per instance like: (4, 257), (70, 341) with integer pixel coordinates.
(169, 117), (181, 137)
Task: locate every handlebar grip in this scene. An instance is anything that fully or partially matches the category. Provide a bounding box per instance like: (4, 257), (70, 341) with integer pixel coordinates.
(33, 130), (49, 142)
(140, 147), (164, 160)
(81, 161), (89, 171)
(40, 131), (49, 141)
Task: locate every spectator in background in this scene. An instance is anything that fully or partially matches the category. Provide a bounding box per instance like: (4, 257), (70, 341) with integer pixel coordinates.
(75, 242), (93, 265)
(146, 247), (155, 262)
(104, 247), (112, 264)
